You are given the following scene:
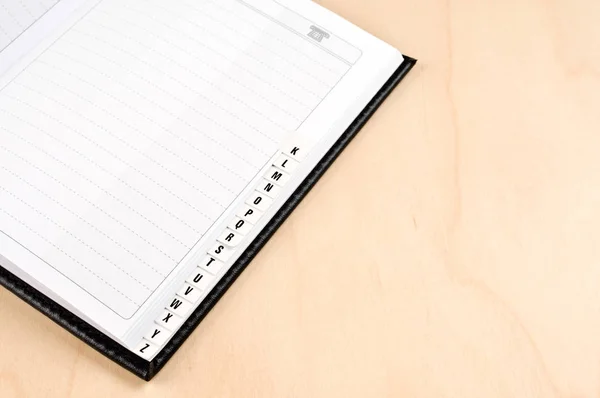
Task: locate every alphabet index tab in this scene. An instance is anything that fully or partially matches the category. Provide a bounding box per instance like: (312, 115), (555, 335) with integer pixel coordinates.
(144, 325), (171, 346)
(166, 296), (193, 317)
(273, 154), (299, 174)
(178, 283), (203, 304)
(281, 135), (317, 163)
(135, 340), (159, 360)
(156, 309), (184, 332)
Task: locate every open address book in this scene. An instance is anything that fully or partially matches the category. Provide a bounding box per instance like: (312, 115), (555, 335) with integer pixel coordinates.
(0, 0), (415, 380)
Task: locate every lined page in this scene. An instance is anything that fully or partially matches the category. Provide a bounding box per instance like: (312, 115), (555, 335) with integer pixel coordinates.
(0, 0), (353, 318)
(0, 0), (61, 52)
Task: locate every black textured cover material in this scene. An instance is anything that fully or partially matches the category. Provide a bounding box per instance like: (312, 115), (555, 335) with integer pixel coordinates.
(0, 56), (416, 381)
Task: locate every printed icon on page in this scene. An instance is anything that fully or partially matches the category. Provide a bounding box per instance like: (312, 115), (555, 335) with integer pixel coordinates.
(307, 25), (330, 43)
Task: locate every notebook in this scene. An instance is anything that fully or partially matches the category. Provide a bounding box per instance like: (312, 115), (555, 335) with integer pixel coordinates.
(0, 0), (415, 380)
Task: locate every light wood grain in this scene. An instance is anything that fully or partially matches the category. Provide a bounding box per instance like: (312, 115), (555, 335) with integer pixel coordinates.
(2, 0), (600, 396)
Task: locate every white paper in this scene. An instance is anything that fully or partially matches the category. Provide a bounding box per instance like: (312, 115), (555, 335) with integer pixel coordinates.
(0, 0), (60, 51)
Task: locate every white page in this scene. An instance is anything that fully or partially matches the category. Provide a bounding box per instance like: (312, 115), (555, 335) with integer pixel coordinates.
(0, 0), (403, 346)
(0, 0), (92, 78)
(0, 0), (60, 51)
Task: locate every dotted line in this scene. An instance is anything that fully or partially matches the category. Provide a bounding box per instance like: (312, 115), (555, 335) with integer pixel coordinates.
(41, 49), (272, 161)
(0, 207), (140, 305)
(85, 17), (311, 119)
(0, 165), (179, 265)
(0, 4), (25, 29)
(138, 0), (336, 89)
(0, 107), (203, 237)
(34, 56), (259, 173)
(17, 0), (35, 19)
(0, 185), (161, 288)
(103, 3), (327, 99)
(0, 128), (194, 250)
(23, 69), (250, 187)
(184, 0), (345, 76)
(97, 6), (319, 111)
(0, 22), (11, 41)
(1, 95), (220, 221)
(16, 78), (236, 203)
(68, 27), (282, 144)
(13, 82), (228, 210)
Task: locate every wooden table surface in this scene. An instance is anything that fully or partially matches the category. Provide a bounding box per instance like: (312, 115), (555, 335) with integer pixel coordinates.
(2, 0), (600, 396)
